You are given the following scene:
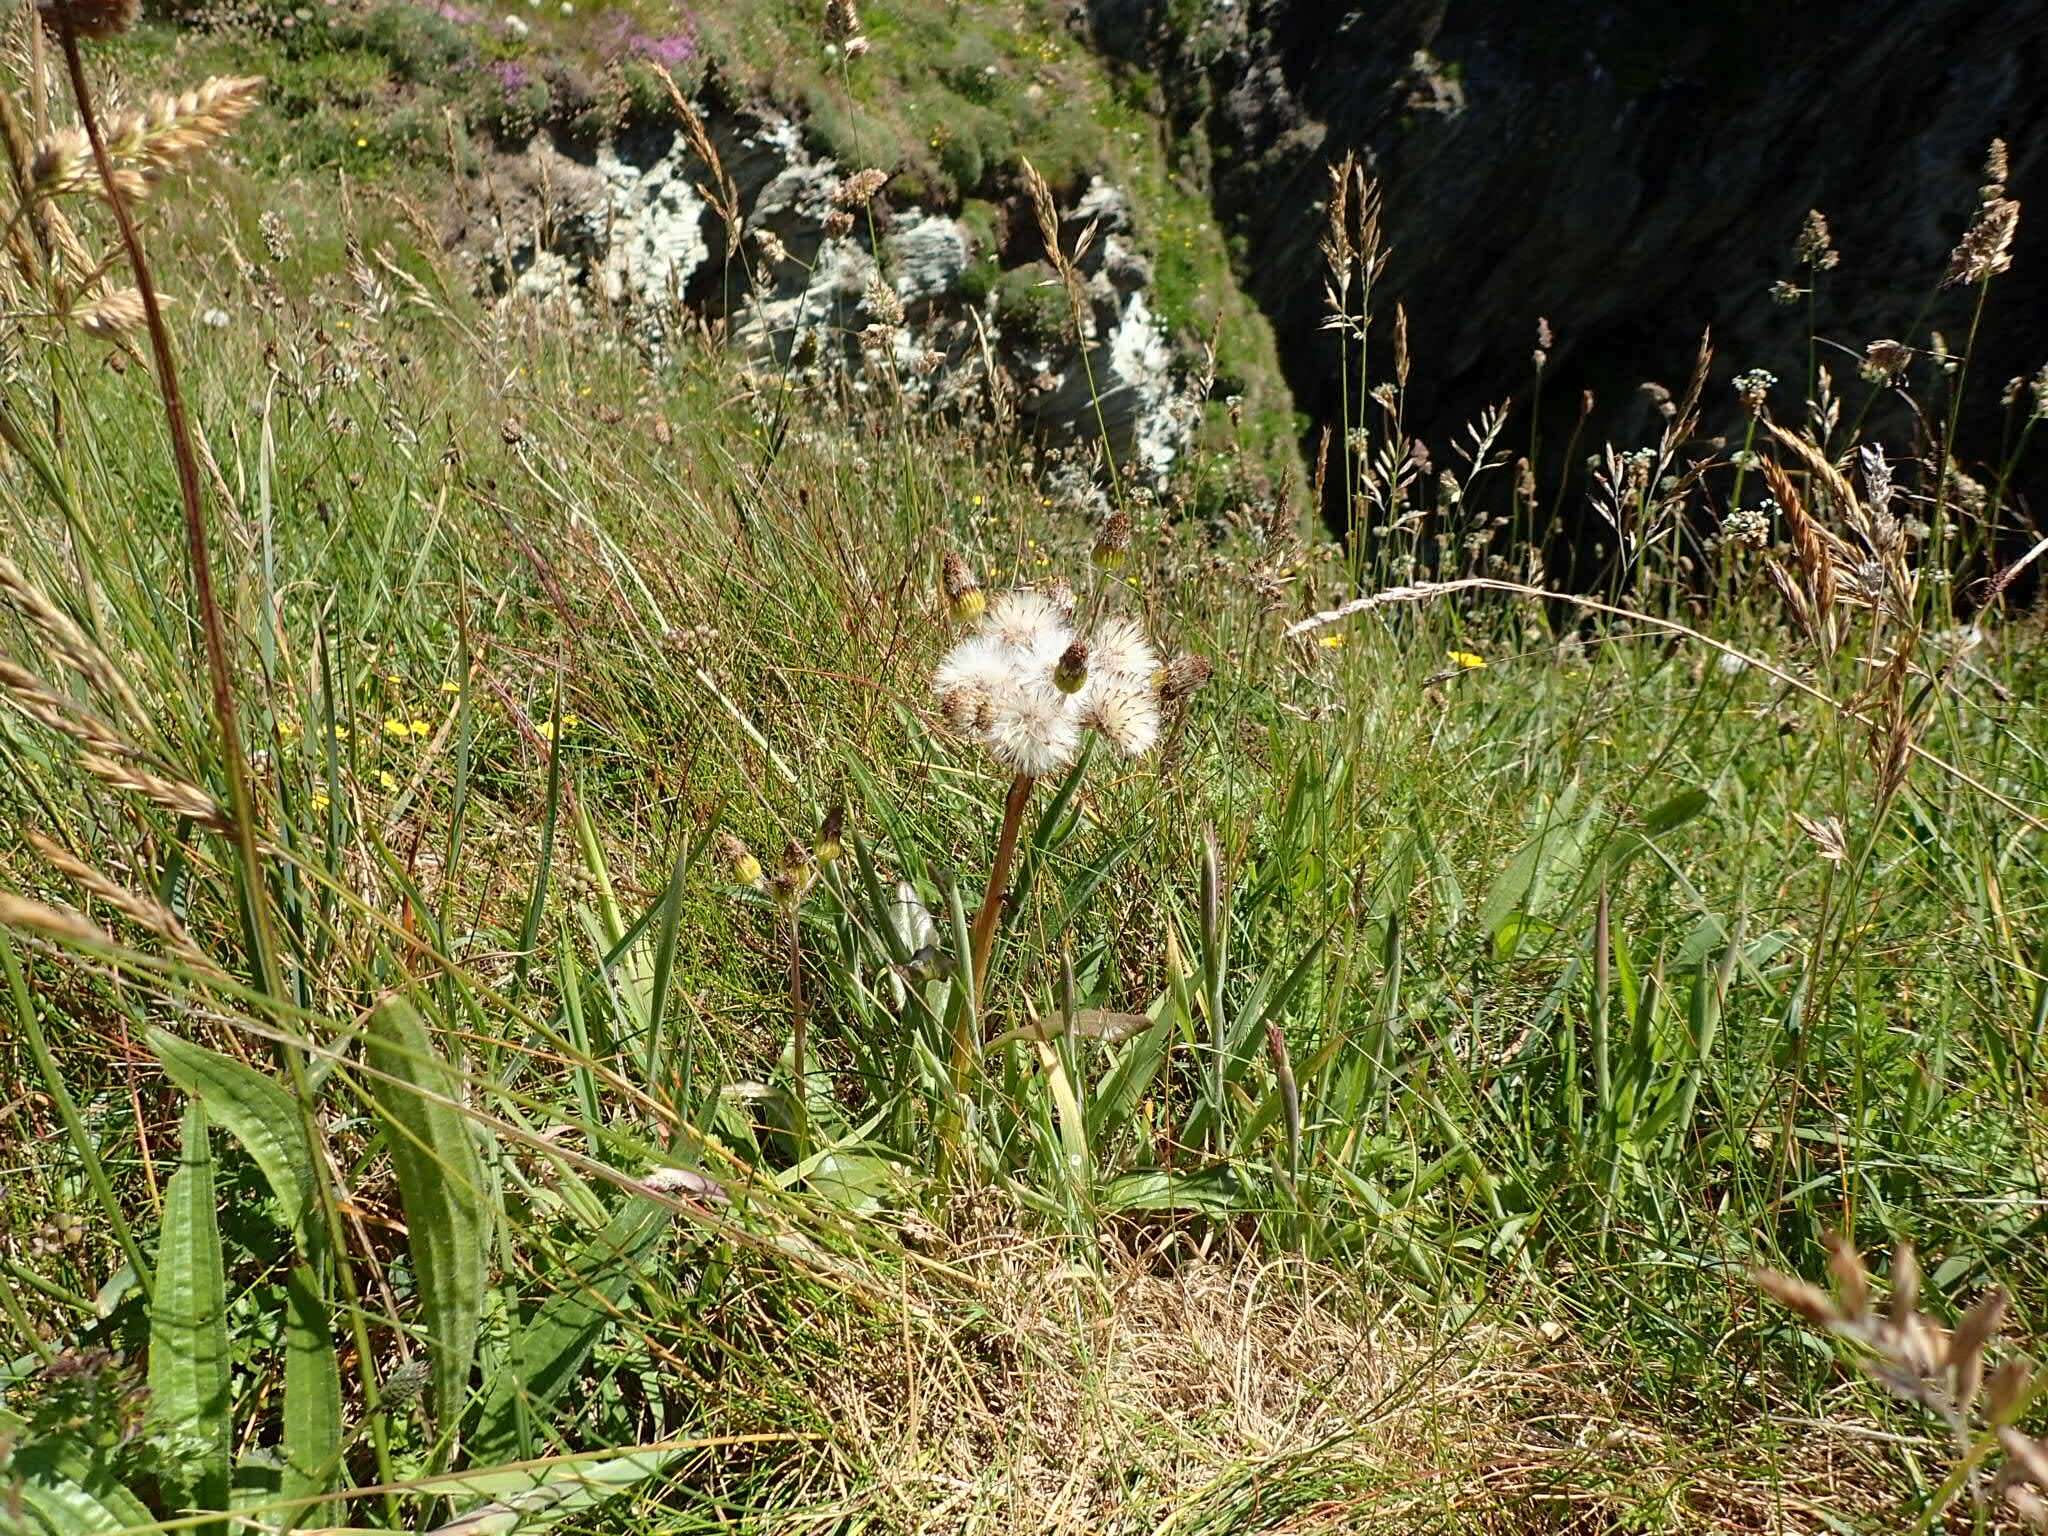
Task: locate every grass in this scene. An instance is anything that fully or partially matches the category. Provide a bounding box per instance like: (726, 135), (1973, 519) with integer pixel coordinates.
(3, 14), (2048, 1536)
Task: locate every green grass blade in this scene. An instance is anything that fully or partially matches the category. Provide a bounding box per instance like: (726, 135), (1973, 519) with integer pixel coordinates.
(468, 1196), (674, 1464)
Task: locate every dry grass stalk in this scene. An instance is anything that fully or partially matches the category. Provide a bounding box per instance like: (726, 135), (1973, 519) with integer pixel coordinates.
(1760, 457), (1842, 656)
(68, 281), (143, 336)
(0, 549), (147, 725)
(1755, 1236), (2048, 1527)
(649, 64), (739, 240)
(0, 890), (116, 948)
(30, 75), (263, 200)
(0, 649), (134, 760)
(79, 750), (231, 831)
(24, 829), (214, 971)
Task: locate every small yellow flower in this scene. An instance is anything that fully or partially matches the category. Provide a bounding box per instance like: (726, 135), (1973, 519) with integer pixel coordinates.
(441, 679), (462, 694)
(1447, 650), (1485, 670)
(385, 673), (402, 685)
(1319, 633), (1345, 649)
(379, 770), (397, 790)
(355, 137), (368, 148)
(382, 717), (410, 739)
(409, 719), (431, 737)
(310, 791), (331, 812)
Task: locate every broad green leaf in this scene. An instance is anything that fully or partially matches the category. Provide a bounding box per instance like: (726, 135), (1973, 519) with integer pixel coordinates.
(1641, 786), (1712, 835)
(149, 1101), (231, 1529)
(1097, 1164), (1246, 1218)
(428, 1448), (681, 1535)
(148, 1027), (319, 1257)
(469, 1197), (674, 1464)
(364, 996), (495, 1442)
(7, 1433), (155, 1536)
(10, 1473), (150, 1536)
(280, 1264), (342, 1528)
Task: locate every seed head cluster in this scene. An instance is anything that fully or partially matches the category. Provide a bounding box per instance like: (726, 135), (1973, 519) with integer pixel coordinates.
(933, 589), (1165, 776)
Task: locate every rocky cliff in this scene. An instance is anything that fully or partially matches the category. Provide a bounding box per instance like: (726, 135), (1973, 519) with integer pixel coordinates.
(1089, 0), (2048, 535)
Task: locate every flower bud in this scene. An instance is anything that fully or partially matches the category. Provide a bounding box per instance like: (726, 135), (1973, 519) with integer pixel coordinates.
(1053, 639), (1090, 695)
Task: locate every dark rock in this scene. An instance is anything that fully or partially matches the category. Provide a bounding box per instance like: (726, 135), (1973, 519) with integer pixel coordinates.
(1091, 0), (2048, 540)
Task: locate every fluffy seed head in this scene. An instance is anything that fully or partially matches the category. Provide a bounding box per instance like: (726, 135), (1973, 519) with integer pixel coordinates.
(986, 685), (1081, 778)
(1081, 677), (1161, 758)
(985, 589), (1065, 654)
(1091, 616), (1160, 686)
(1945, 196), (2019, 287)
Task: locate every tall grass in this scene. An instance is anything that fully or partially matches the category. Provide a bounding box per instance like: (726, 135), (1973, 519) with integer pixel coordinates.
(1, 16), (2044, 1534)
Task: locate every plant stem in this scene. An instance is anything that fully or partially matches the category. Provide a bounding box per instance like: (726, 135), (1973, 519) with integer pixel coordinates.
(966, 773), (1033, 1018)
(787, 913), (808, 1162)
(58, 26), (279, 1001)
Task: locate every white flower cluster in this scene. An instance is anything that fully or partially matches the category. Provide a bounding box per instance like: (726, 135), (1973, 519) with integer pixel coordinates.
(933, 590), (1163, 777)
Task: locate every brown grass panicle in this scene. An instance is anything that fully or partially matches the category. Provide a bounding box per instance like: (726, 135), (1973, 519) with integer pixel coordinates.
(1755, 1235), (2048, 1529)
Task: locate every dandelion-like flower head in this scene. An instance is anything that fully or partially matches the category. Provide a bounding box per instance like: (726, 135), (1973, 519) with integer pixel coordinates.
(933, 585), (1165, 775)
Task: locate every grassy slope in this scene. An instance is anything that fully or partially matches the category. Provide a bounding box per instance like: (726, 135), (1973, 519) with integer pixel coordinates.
(2, 20), (2046, 1536)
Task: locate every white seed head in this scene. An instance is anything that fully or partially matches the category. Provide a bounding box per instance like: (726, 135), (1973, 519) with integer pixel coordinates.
(1089, 616), (1160, 685)
(933, 633), (1012, 700)
(986, 589), (1067, 655)
(986, 684), (1081, 778)
(1081, 676), (1162, 758)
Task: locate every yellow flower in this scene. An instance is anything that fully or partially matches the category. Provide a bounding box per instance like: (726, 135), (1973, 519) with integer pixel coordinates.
(379, 770), (397, 790)
(409, 719), (431, 737)
(382, 717), (410, 739)
(385, 672), (402, 685)
(1319, 633), (1345, 649)
(1447, 650), (1486, 670)
(310, 791), (330, 812)
(441, 679), (462, 694)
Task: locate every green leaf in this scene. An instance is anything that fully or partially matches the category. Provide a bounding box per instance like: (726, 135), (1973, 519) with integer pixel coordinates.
(1096, 1164), (1246, 1218)
(468, 1197), (674, 1464)
(363, 996), (495, 1445)
(148, 1027), (319, 1258)
(1641, 786), (1711, 835)
(428, 1448), (682, 1535)
(149, 1102), (231, 1529)
(9, 1473), (151, 1536)
(280, 1264), (343, 1528)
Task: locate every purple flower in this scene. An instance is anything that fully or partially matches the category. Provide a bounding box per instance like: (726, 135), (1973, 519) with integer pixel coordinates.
(433, 0), (479, 20)
(635, 28), (696, 66)
(491, 58), (532, 91)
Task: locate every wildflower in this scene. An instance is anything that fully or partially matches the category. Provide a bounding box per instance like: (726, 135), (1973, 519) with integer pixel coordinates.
(382, 717), (411, 739)
(932, 584), (1164, 774)
(717, 830), (763, 888)
(1732, 368), (1775, 414)
(769, 837), (812, 911)
(942, 552), (984, 623)
(1053, 639), (1089, 694)
(815, 802), (845, 864)
(1156, 652), (1213, 705)
(1446, 649), (1485, 670)
(1319, 633), (1344, 649)
(1092, 510), (1132, 570)
(409, 719), (431, 737)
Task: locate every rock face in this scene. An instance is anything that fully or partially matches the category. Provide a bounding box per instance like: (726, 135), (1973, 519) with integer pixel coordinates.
(456, 108), (1198, 480)
(1089, 0), (2048, 532)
